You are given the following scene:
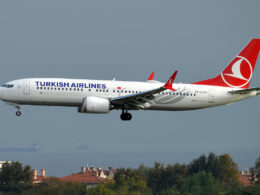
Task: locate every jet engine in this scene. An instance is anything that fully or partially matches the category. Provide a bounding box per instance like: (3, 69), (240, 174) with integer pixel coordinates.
(78, 97), (110, 114)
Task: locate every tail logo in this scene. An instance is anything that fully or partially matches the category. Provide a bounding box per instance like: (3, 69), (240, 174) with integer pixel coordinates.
(221, 56), (252, 88)
(168, 79), (174, 84)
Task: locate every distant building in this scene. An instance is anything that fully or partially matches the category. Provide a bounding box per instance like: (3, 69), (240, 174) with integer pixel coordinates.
(240, 169), (251, 176)
(33, 169), (47, 183)
(60, 170), (105, 189)
(238, 175), (251, 186)
(0, 161), (11, 171)
(85, 165), (115, 180)
(239, 169), (258, 185)
(60, 165), (116, 189)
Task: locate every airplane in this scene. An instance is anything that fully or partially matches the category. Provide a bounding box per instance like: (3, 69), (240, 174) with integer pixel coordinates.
(0, 39), (259, 121)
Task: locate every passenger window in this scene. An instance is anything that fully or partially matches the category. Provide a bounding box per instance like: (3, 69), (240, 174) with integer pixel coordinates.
(89, 89), (91, 92)
(81, 89), (83, 91)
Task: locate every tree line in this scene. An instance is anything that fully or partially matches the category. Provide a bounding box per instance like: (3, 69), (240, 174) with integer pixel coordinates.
(0, 153), (259, 195)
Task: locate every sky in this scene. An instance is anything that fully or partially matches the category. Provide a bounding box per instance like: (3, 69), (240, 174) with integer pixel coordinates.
(0, 0), (260, 176)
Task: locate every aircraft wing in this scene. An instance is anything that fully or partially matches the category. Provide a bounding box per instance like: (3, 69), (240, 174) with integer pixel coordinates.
(111, 71), (178, 109)
(228, 87), (260, 95)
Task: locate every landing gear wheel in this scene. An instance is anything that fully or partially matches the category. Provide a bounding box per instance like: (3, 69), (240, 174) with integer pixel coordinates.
(126, 113), (132, 121)
(16, 111), (21, 117)
(120, 111), (132, 121)
(120, 113), (126, 121)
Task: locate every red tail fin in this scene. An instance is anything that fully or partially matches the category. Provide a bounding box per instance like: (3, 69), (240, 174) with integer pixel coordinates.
(193, 39), (260, 88)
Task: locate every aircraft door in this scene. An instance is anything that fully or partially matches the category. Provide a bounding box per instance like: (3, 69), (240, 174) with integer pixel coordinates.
(23, 81), (30, 95)
(208, 89), (214, 103)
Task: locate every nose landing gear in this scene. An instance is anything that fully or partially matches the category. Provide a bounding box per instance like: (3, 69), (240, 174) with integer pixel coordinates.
(15, 105), (21, 117)
(16, 111), (21, 116)
(120, 110), (132, 121)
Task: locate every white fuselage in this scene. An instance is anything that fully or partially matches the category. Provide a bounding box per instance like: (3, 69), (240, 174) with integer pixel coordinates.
(0, 78), (256, 111)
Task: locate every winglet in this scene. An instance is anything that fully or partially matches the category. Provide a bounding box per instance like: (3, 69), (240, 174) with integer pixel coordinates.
(164, 71), (178, 91)
(147, 72), (155, 81)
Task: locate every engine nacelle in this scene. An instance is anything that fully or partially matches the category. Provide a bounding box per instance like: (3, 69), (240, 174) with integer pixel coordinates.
(78, 97), (110, 114)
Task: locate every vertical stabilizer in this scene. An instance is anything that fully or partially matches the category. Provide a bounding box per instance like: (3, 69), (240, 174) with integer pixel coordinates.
(193, 39), (260, 88)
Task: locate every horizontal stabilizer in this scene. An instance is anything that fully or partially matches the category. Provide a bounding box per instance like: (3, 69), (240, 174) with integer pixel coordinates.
(228, 87), (260, 95)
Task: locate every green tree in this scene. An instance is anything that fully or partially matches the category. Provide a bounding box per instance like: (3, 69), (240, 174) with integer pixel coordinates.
(147, 162), (188, 193)
(85, 183), (115, 195)
(256, 157), (260, 184)
(29, 177), (86, 195)
(227, 185), (260, 195)
(135, 164), (150, 182)
(181, 171), (225, 195)
(159, 188), (181, 195)
(206, 152), (218, 176)
(188, 154), (207, 175)
(216, 154), (240, 187)
(188, 153), (240, 187)
(114, 168), (152, 195)
(0, 161), (33, 193)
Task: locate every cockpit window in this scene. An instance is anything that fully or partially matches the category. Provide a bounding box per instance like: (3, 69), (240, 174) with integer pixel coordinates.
(2, 84), (14, 88)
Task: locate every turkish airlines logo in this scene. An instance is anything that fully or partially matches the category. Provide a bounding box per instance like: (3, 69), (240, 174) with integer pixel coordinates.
(221, 56), (252, 88)
(168, 79), (174, 84)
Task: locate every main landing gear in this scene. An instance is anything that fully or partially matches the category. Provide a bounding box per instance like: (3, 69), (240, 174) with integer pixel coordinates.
(120, 110), (132, 121)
